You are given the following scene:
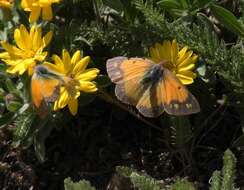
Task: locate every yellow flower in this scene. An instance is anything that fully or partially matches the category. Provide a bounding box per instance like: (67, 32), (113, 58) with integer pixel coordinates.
(0, 24), (53, 75)
(44, 49), (100, 115)
(21, 0), (61, 23)
(149, 39), (198, 85)
(0, 0), (13, 8)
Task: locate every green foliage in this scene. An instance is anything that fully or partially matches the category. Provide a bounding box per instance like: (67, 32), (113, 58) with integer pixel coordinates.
(116, 166), (197, 190)
(210, 171), (221, 190)
(170, 178), (196, 190)
(210, 3), (244, 37)
(169, 116), (192, 148)
(1, 0), (244, 189)
(12, 112), (35, 147)
(221, 149), (237, 190)
(170, 21), (244, 96)
(130, 172), (162, 190)
(116, 166), (163, 190)
(210, 149), (237, 190)
(64, 177), (96, 190)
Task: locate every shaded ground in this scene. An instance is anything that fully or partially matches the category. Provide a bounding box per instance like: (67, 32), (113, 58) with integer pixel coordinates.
(0, 98), (244, 190)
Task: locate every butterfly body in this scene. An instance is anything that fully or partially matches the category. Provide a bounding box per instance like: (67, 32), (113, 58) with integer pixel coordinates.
(31, 65), (63, 117)
(106, 57), (200, 117)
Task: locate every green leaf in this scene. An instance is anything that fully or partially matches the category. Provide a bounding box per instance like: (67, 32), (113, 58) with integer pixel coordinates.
(64, 177), (96, 190)
(170, 178), (196, 190)
(0, 103), (29, 129)
(6, 101), (22, 112)
(196, 0), (213, 8)
(130, 172), (161, 190)
(170, 116), (192, 148)
(221, 149), (236, 190)
(34, 119), (54, 163)
(179, 0), (189, 9)
(157, 0), (181, 9)
(102, 0), (124, 13)
(13, 113), (35, 146)
(5, 78), (17, 93)
(210, 4), (244, 37)
(210, 171), (221, 190)
(196, 12), (215, 31)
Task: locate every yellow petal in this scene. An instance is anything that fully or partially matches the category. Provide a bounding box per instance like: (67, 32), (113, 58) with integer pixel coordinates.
(58, 88), (69, 108)
(30, 24), (36, 40)
(42, 31), (53, 48)
(32, 26), (42, 51)
(178, 46), (188, 64)
(21, 0), (30, 9)
(34, 52), (47, 61)
(179, 70), (196, 78)
(68, 98), (78, 115)
(14, 28), (27, 51)
(71, 50), (81, 66)
(20, 24), (32, 49)
(52, 54), (64, 67)
(43, 61), (64, 74)
(177, 52), (194, 68)
(149, 43), (161, 62)
(1, 41), (23, 57)
(164, 40), (172, 61)
(29, 7), (41, 23)
(38, 0), (52, 6)
(72, 56), (90, 74)
(75, 68), (99, 81)
(177, 63), (195, 72)
(0, 52), (10, 59)
(62, 49), (71, 73)
(53, 101), (59, 111)
(42, 5), (53, 21)
(7, 59), (35, 75)
(177, 75), (194, 85)
(79, 81), (97, 92)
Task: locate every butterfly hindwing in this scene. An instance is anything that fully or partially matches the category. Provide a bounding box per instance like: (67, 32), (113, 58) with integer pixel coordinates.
(31, 66), (63, 118)
(136, 83), (164, 117)
(31, 77), (60, 108)
(160, 68), (200, 115)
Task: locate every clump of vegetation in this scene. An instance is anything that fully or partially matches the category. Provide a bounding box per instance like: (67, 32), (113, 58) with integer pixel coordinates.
(0, 0), (244, 189)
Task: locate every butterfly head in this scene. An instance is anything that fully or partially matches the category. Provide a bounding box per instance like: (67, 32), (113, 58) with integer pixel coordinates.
(34, 65), (63, 81)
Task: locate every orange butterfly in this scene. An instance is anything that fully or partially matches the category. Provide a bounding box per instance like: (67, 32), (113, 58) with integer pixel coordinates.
(106, 57), (200, 117)
(31, 65), (63, 117)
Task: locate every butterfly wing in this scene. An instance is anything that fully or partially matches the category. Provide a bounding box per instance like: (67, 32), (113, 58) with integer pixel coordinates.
(31, 77), (60, 108)
(106, 57), (153, 105)
(136, 83), (164, 117)
(159, 68), (200, 115)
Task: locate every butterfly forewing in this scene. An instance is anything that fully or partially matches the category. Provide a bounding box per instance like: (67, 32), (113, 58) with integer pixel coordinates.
(107, 57), (153, 105)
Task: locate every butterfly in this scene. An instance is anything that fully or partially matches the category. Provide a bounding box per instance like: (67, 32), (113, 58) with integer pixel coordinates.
(106, 56), (200, 117)
(31, 65), (64, 117)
